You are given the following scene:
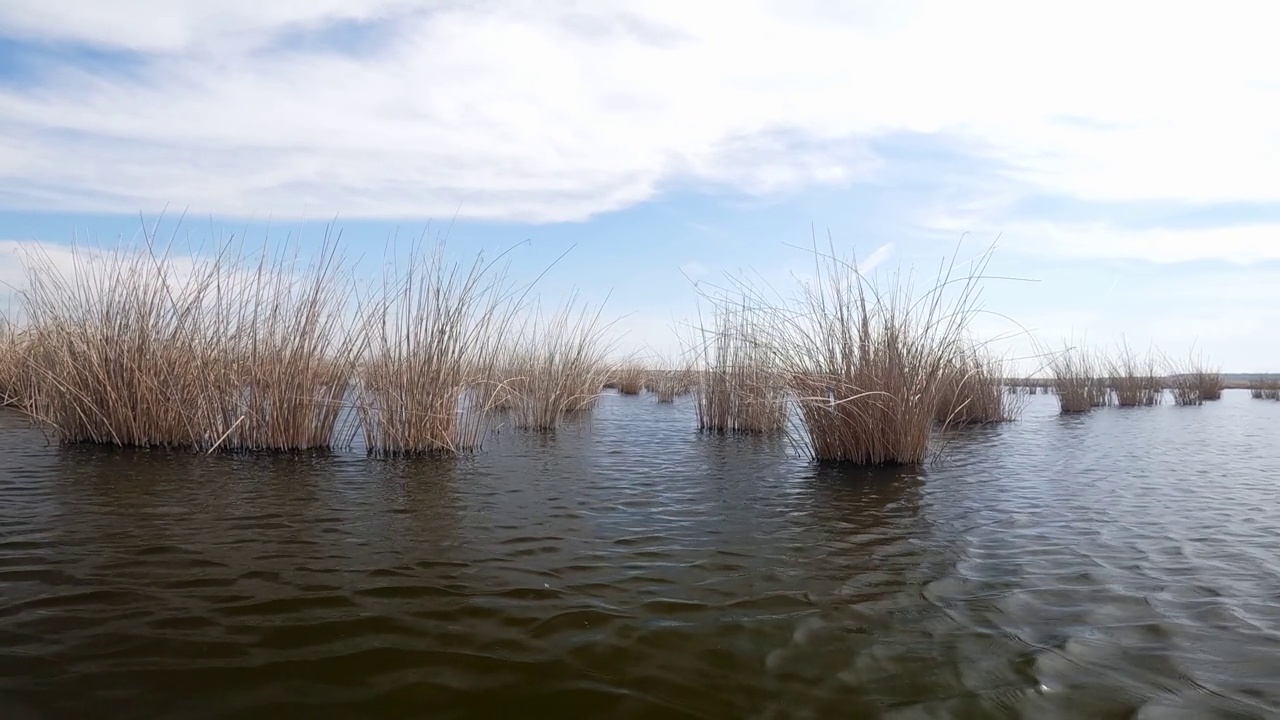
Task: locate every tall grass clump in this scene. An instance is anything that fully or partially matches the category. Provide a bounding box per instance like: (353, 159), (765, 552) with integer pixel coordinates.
(612, 365), (647, 395)
(1049, 342), (1098, 414)
(0, 318), (33, 408)
(1168, 353), (1223, 406)
(692, 301), (788, 434)
(355, 244), (515, 456)
(936, 348), (1021, 426)
(499, 294), (615, 430)
(652, 367), (696, 403)
(1106, 342), (1163, 407)
(17, 232), (362, 452)
(730, 242), (993, 464)
(1249, 378), (1280, 400)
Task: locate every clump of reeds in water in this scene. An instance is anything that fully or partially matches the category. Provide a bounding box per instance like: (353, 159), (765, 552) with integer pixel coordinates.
(0, 318), (35, 409)
(1049, 343), (1099, 414)
(1249, 378), (1280, 400)
(498, 294), (615, 431)
(355, 244), (516, 457)
(649, 366), (696, 403)
(936, 350), (1021, 426)
(1106, 341), (1164, 407)
(17, 231), (363, 452)
(692, 302), (788, 434)
(613, 365), (647, 395)
(1168, 354), (1224, 406)
(731, 242), (993, 464)
(1196, 370), (1224, 401)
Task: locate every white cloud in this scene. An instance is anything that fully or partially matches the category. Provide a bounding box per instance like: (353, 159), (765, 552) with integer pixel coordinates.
(0, 0), (1276, 224)
(1007, 223), (1280, 264)
(679, 260), (708, 279)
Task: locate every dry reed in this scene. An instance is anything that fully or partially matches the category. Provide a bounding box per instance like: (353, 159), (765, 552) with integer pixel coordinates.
(17, 232), (362, 452)
(1049, 343), (1098, 414)
(722, 241), (992, 464)
(499, 294), (615, 430)
(1106, 342), (1163, 407)
(355, 244), (515, 457)
(692, 301), (788, 434)
(936, 349), (1021, 426)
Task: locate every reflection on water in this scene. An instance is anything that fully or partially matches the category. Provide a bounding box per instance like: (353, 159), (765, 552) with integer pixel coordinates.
(1, 392), (1280, 718)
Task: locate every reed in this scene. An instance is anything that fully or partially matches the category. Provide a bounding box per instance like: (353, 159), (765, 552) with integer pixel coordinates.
(652, 368), (696, 403)
(354, 244), (515, 457)
(1168, 353), (1223, 406)
(16, 233), (364, 452)
(692, 301), (788, 434)
(1196, 370), (1224, 401)
(0, 318), (34, 409)
(1168, 373), (1201, 406)
(1049, 343), (1098, 413)
(500, 294), (615, 431)
(1253, 378), (1280, 400)
(936, 349), (1020, 426)
(729, 242), (990, 464)
(1106, 342), (1163, 407)
(613, 365), (647, 395)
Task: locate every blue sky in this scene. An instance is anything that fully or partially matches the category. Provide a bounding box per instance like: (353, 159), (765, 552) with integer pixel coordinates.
(1, 1), (1279, 371)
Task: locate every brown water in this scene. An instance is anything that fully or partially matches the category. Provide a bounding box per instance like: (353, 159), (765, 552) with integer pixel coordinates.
(1, 392), (1279, 719)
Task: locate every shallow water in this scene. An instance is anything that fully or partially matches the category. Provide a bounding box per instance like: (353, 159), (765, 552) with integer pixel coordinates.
(1, 391), (1279, 718)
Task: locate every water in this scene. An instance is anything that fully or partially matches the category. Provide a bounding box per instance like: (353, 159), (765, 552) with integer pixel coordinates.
(2, 392), (1279, 718)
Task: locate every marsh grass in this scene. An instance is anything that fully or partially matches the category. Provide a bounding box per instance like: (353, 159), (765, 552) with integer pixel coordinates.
(1107, 342), (1164, 407)
(652, 368), (697, 403)
(713, 241), (996, 464)
(355, 244), (516, 457)
(937, 350), (1021, 426)
(1251, 378), (1280, 400)
(1049, 343), (1099, 414)
(613, 365), (647, 395)
(499, 294), (615, 431)
(0, 319), (34, 409)
(1168, 353), (1224, 407)
(691, 301), (788, 434)
(18, 231), (364, 452)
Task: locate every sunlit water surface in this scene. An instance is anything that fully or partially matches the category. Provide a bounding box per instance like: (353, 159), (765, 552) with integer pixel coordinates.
(1, 391), (1278, 718)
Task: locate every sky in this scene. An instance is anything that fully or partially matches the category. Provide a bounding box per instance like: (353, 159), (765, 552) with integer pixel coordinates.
(1, 1), (1279, 372)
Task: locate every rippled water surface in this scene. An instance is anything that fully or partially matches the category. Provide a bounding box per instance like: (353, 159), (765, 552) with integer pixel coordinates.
(2, 391), (1280, 718)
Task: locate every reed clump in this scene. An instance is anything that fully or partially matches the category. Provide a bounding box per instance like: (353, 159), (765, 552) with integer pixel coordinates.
(1107, 342), (1163, 407)
(719, 242), (993, 464)
(1168, 354), (1224, 406)
(1049, 343), (1099, 414)
(613, 365), (647, 395)
(498, 295), (615, 431)
(17, 234), (363, 452)
(355, 245), (515, 457)
(936, 349), (1020, 426)
(692, 302), (788, 434)
(1250, 378), (1280, 400)
(0, 319), (35, 409)
(650, 367), (696, 403)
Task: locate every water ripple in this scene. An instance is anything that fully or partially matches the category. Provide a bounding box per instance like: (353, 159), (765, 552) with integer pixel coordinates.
(1, 392), (1278, 717)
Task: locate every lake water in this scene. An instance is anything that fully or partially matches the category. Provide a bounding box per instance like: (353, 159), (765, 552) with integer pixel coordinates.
(1, 391), (1278, 718)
